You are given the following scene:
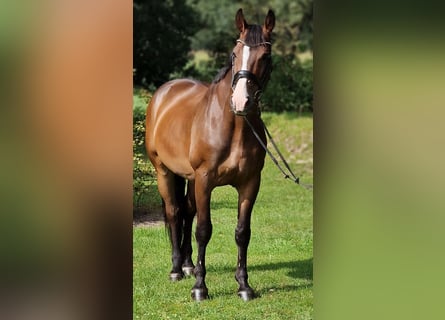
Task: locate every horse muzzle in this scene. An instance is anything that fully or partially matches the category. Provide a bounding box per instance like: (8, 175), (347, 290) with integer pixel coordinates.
(230, 95), (259, 116)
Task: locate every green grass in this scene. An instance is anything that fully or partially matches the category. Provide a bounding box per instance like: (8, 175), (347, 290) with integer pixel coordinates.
(133, 112), (313, 319)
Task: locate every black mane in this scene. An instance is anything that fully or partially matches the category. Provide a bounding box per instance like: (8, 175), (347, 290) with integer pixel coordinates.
(212, 55), (232, 84)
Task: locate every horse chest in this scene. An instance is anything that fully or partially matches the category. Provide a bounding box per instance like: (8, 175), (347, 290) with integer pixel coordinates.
(215, 145), (260, 185)
(189, 113), (265, 185)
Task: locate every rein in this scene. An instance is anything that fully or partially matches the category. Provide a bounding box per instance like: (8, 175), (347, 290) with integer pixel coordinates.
(243, 116), (313, 190)
(231, 38), (311, 190)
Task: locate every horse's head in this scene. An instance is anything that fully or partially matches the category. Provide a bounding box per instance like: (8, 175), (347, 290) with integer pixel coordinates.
(230, 9), (275, 116)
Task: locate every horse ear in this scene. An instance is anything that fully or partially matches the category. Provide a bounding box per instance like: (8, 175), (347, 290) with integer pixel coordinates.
(235, 8), (248, 33)
(263, 9), (275, 34)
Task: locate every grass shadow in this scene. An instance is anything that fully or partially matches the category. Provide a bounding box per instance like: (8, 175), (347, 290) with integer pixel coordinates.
(209, 257), (313, 298)
(250, 258), (313, 281)
(211, 258), (312, 281)
(254, 283), (312, 299)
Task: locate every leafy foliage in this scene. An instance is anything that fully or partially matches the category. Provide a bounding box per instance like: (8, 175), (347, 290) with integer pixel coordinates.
(262, 55), (313, 113)
(187, 0), (313, 56)
(133, 0), (200, 87)
(296, 0), (314, 52)
(133, 91), (156, 208)
(134, 0), (313, 112)
(183, 0), (314, 112)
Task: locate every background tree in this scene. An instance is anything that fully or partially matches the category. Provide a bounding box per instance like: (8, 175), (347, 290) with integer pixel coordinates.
(133, 0), (313, 113)
(133, 0), (200, 87)
(296, 0), (313, 51)
(185, 0), (313, 113)
(187, 0), (313, 56)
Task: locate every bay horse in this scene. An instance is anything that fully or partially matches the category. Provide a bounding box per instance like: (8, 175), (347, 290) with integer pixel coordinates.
(145, 8), (275, 301)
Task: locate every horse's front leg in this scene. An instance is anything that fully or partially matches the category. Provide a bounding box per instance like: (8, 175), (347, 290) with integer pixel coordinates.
(235, 176), (261, 301)
(191, 173), (213, 301)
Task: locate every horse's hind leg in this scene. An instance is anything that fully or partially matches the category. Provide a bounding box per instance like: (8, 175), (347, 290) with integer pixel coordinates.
(156, 169), (185, 281)
(181, 180), (196, 276)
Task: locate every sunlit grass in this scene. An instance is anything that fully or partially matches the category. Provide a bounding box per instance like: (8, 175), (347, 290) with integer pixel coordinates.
(133, 112), (313, 319)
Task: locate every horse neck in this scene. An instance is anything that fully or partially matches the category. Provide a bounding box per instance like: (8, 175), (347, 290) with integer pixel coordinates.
(210, 70), (232, 112)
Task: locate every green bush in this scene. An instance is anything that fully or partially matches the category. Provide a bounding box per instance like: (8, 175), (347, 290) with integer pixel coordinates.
(133, 93), (156, 209)
(261, 55), (313, 113)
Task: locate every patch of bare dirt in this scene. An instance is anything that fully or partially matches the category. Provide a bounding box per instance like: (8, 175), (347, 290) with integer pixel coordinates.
(133, 207), (164, 227)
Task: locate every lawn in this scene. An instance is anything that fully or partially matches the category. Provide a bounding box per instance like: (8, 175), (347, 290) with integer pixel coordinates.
(133, 111), (313, 319)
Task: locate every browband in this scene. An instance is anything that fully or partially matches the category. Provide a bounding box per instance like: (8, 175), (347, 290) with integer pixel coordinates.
(236, 39), (271, 47)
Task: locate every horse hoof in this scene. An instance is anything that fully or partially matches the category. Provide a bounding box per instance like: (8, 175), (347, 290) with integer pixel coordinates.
(238, 288), (255, 301)
(169, 272), (183, 282)
(182, 266), (194, 277)
(191, 288), (209, 301)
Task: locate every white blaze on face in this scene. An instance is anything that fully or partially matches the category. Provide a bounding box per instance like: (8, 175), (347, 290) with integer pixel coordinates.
(232, 45), (250, 113)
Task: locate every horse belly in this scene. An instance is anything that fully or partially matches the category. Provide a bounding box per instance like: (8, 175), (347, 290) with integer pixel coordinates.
(150, 113), (196, 179)
(156, 147), (195, 179)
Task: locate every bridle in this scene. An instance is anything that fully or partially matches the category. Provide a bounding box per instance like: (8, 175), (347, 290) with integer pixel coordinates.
(231, 39), (273, 112)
